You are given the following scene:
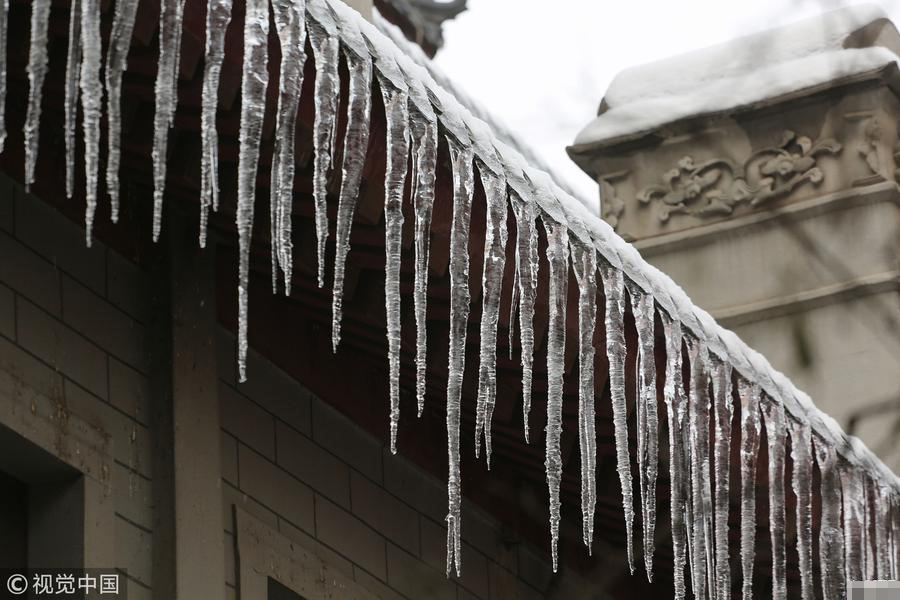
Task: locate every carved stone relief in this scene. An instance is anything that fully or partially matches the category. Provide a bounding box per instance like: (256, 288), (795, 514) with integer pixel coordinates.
(634, 130), (842, 223)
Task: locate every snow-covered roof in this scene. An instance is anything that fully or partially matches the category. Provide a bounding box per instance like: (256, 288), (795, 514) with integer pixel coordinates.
(572, 3), (900, 147)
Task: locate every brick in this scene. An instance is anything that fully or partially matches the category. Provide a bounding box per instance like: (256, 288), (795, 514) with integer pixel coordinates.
(113, 462), (153, 531)
(220, 384), (275, 460)
(515, 582), (545, 600)
(315, 495), (387, 581)
(64, 380), (153, 479)
(489, 563), (519, 600)
(238, 445), (315, 533)
(18, 299), (108, 400)
(216, 327), (236, 386)
(350, 471), (418, 555)
(462, 504), (517, 572)
(15, 190), (106, 294)
(224, 531), (235, 586)
(386, 542), (456, 600)
(114, 516), (152, 587)
(222, 481), (278, 535)
(276, 421), (349, 508)
(0, 176), (12, 233)
(352, 566), (405, 600)
(0, 284), (14, 340)
(61, 275), (149, 373)
(237, 349), (311, 434)
(312, 397), (383, 483)
(0, 232), (61, 315)
(221, 431), (238, 486)
(277, 517), (355, 581)
(0, 334), (64, 401)
(420, 518), (489, 599)
(383, 451), (446, 524)
(107, 251), (150, 324)
(108, 358), (151, 425)
(516, 545), (553, 594)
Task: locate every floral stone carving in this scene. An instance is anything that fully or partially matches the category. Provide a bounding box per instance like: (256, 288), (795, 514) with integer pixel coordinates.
(636, 130), (842, 223)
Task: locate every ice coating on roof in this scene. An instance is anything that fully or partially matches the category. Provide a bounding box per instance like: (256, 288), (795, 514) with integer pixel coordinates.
(572, 4), (899, 146)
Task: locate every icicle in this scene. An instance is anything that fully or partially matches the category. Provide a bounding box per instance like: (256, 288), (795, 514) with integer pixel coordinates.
(710, 356), (733, 599)
(686, 336), (714, 599)
(788, 419), (814, 599)
(629, 283), (658, 581)
(864, 476), (876, 580)
(813, 438), (846, 600)
(875, 483), (892, 579)
(105, 0), (140, 222)
(308, 20), (340, 287)
(474, 166), (508, 465)
(508, 252), (519, 360)
(409, 105), (437, 414)
(151, 0), (187, 241)
(331, 51), (373, 349)
(198, 0), (234, 246)
(511, 191), (539, 442)
(236, 0), (269, 383)
(541, 215), (568, 573)
(0, 0), (8, 153)
(445, 135), (474, 578)
(64, 0), (82, 200)
(761, 398), (787, 600)
(269, 0), (307, 290)
(80, 0), (102, 245)
(571, 238), (597, 552)
(893, 493), (900, 581)
(661, 312), (688, 599)
(841, 464), (865, 583)
(598, 261), (635, 573)
(379, 79), (410, 455)
(23, 0), (51, 190)
(737, 379), (762, 600)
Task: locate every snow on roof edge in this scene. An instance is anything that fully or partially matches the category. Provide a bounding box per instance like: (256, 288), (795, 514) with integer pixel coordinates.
(321, 0), (900, 490)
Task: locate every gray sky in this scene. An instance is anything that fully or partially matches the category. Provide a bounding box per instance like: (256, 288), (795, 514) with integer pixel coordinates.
(433, 0), (900, 201)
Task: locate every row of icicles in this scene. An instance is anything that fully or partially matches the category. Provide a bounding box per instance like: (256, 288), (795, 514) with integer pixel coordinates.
(9, 0), (900, 597)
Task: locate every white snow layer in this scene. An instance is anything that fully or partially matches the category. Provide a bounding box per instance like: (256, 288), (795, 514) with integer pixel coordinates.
(574, 4), (898, 145)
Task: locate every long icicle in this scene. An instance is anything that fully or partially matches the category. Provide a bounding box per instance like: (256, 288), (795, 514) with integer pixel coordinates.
(686, 336), (715, 599)
(571, 237), (597, 553)
(23, 0), (51, 190)
(331, 51), (374, 349)
(409, 105), (437, 415)
(661, 312), (688, 599)
(789, 418), (814, 599)
(737, 378), (762, 600)
(236, 0), (269, 382)
(598, 261), (635, 573)
(105, 0), (140, 222)
(876, 483), (893, 579)
(841, 464), (865, 583)
(80, 0), (102, 245)
(198, 0), (234, 246)
(711, 355), (733, 599)
(630, 284), (658, 581)
(308, 20), (340, 288)
(474, 165), (508, 466)
(864, 476), (876, 580)
(379, 78), (410, 455)
(445, 135), (474, 578)
(151, 0), (187, 241)
(269, 0), (307, 292)
(761, 397), (787, 600)
(542, 215), (568, 573)
(0, 0), (8, 153)
(511, 191), (539, 442)
(813, 437), (846, 600)
(64, 0), (82, 199)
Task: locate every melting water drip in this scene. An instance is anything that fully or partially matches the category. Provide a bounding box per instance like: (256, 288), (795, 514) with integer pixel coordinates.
(331, 50), (373, 351)
(236, 0), (270, 383)
(511, 191), (539, 442)
(199, 0), (234, 247)
(80, 0), (102, 245)
(269, 0), (308, 294)
(542, 215), (568, 573)
(738, 379), (762, 600)
(474, 164), (508, 466)
(379, 79), (410, 455)
(789, 419), (814, 600)
(151, 0), (187, 242)
(445, 135), (474, 578)
(762, 397), (787, 600)
(571, 237), (597, 553)
(64, 0), (81, 200)
(105, 0), (139, 222)
(23, 0), (51, 191)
